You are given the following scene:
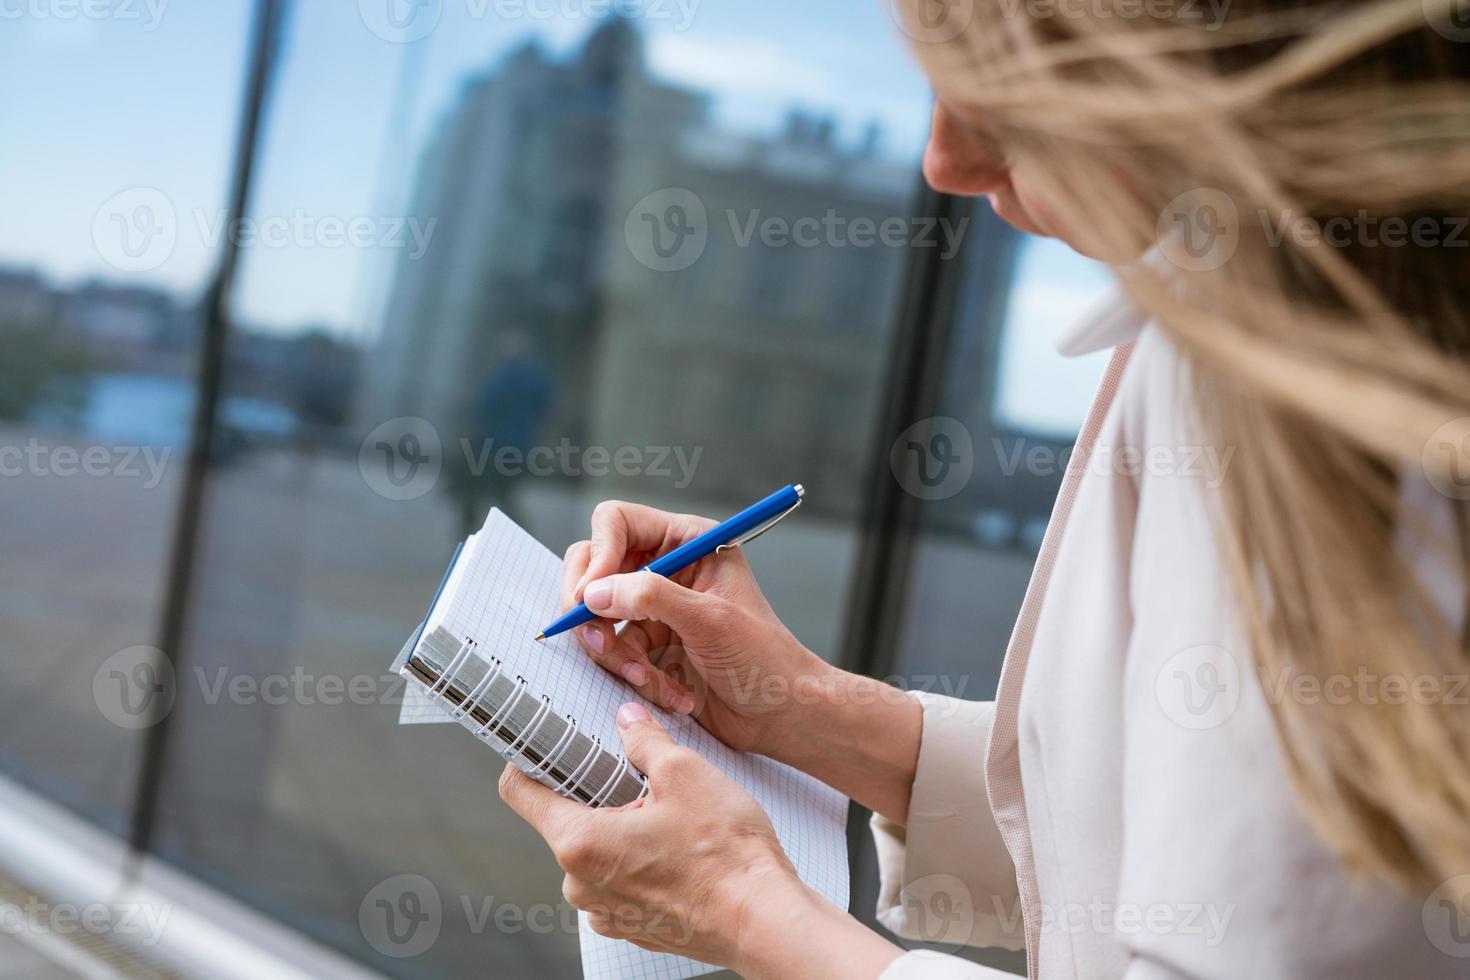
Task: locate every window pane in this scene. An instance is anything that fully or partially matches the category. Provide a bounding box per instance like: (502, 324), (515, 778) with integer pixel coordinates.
(866, 203), (1113, 973)
(0, 5), (251, 834)
(147, 4), (932, 973)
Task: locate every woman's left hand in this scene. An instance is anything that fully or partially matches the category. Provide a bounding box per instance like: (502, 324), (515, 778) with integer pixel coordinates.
(497, 701), (816, 970)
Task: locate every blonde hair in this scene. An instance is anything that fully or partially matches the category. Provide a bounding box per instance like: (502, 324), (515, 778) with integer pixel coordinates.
(896, 0), (1470, 890)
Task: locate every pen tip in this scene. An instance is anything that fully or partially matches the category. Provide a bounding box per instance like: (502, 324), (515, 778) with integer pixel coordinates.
(534, 632), (545, 641)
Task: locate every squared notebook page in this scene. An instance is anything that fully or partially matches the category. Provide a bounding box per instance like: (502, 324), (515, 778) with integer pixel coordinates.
(395, 509), (849, 980)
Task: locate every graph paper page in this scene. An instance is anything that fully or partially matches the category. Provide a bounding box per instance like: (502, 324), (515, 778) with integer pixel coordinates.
(395, 509), (849, 979)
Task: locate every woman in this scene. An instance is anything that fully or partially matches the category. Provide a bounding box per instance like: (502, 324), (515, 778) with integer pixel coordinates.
(498, 0), (1470, 975)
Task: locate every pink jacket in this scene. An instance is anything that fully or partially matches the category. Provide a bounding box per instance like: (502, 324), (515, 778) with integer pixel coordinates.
(871, 297), (1465, 978)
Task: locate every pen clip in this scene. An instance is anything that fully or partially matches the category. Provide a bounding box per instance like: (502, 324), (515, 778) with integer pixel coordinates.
(715, 496), (802, 554)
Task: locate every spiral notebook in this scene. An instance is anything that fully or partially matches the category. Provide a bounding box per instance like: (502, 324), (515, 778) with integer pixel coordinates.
(391, 509), (850, 980)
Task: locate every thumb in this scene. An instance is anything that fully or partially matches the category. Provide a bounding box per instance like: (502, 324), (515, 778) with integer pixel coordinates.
(615, 702), (677, 773)
(582, 572), (734, 647)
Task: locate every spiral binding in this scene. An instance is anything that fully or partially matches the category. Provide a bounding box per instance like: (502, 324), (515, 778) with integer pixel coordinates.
(505, 694), (554, 758)
(588, 752), (632, 808)
(552, 733), (603, 798)
(406, 625), (643, 806)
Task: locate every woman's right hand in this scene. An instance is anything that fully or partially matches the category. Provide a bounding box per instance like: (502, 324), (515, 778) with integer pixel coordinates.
(558, 500), (831, 757)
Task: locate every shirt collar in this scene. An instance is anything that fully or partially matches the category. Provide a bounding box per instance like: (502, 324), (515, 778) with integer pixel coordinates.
(1053, 286), (1145, 357)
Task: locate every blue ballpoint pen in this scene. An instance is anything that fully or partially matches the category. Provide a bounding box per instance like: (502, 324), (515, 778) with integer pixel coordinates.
(535, 484), (805, 641)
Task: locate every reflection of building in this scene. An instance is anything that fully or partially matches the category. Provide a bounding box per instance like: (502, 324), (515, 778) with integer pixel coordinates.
(591, 113), (912, 516)
(362, 18), (703, 447)
(54, 280), (186, 370)
(361, 17), (919, 516)
(0, 268), (59, 328)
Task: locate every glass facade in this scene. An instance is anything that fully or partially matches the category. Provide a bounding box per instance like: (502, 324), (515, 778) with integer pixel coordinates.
(0, 3), (1110, 976)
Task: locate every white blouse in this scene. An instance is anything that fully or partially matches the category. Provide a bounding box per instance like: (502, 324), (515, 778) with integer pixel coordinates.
(870, 297), (1465, 978)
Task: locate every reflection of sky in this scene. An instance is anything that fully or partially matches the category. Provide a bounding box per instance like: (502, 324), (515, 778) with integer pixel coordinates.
(0, 2), (1117, 436)
(993, 237), (1114, 436)
(0, 1), (930, 331)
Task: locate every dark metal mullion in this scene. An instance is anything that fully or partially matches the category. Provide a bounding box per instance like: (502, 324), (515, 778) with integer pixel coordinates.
(128, 0), (288, 856)
(840, 183), (966, 683)
(839, 179), (968, 910)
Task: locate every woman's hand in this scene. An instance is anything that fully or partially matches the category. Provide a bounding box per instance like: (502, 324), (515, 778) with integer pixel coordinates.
(498, 703), (903, 978)
(560, 499), (925, 824)
(558, 500), (830, 757)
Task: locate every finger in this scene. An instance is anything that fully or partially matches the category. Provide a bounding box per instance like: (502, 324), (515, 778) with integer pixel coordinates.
(580, 502), (715, 596)
(618, 633), (697, 715)
(615, 702), (681, 773)
(498, 763), (586, 844)
(582, 572), (735, 651)
(560, 541), (592, 612)
(603, 624), (694, 713)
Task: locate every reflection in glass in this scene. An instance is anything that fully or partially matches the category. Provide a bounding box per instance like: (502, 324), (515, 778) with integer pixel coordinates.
(147, 8), (929, 975)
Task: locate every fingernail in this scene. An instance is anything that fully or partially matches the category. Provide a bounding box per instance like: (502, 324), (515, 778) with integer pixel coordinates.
(620, 661), (648, 685)
(617, 702), (651, 728)
(580, 625), (605, 654)
(584, 579), (612, 611)
(674, 694), (696, 715)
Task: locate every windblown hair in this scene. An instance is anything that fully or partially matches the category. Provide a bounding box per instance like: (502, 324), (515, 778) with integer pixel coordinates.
(896, 0), (1470, 890)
